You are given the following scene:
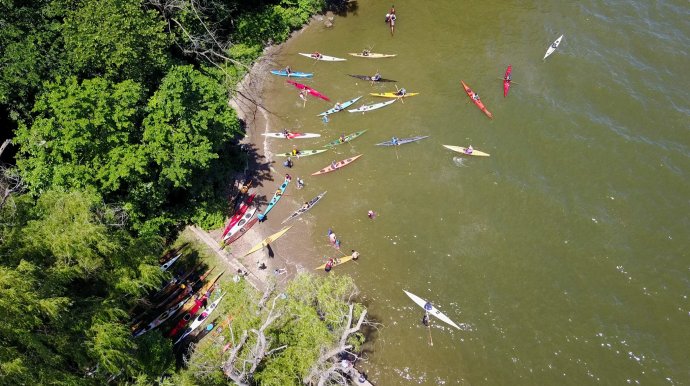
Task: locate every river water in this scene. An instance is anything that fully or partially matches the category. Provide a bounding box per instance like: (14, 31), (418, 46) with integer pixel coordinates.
(260, 0), (690, 384)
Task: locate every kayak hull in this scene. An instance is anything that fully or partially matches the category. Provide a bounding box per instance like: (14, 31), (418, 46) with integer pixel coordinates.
(286, 80), (330, 101)
(243, 226), (293, 257)
(324, 130), (367, 148)
(543, 35), (564, 60)
(221, 193), (256, 239)
(403, 290), (461, 330)
(270, 70), (313, 78)
(376, 135), (429, 146)
(443, 145), (490, 157)
(348, 99), (396, 113)
(258, 178), (290, 220)
(315, 255), (354, 270)
(224, 216), (258, 245)
(348, 53), (397, 58)
(298, 53), (346, 61)
(223, 207), (257, 241)
(503, 65), (512, 97)
(317, 96), (363, 116)
(263, 132), (321, 139)
(348, 74), (397, 83)
(461, 80), (493, 119)
(282, 191), (327, 224)
(275, 149), (327, 157)
(312, 154), (363, 176)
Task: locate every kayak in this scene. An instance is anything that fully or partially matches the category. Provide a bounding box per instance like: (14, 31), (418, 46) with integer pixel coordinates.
(315, 255), (354, 270)
(317, 96), (363, 116)
(220, 193), (256, 239)
(257, 177), (290, 221)
(461, 81), (493, 119)
(442, 145), (490, 157)
(270, 70), (313, 78)
(262, 132), (321, 139)
(286, 80), (330, 101)
(323, 130), (367, 148)
(298, 52), (346, 61)
(312, 154), (363, 176)
(224, 216), (258, 245)
(503, 65), (512, 97)
(243, 226), (293, 257)
(167, 285), (216, 338)
(223, 206), (257, 241)
(376, 135), (429, 146)
(282, 191), (327, 224)
(274, 149), (328, 158)
(174, 294), (225, 345)
(370, 92), (419, 98)
(348, 52), (397, 58)
(348, 99), (396, 113)
(160, 254), (181, 271)
(543, 34), (563, 60)
(348, 74), (397, 83)
(403, 290), (461, 330)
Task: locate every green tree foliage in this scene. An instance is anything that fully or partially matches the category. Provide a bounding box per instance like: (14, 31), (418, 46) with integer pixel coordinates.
(0, 189), (173, 384)
(62, 0), (171, 84)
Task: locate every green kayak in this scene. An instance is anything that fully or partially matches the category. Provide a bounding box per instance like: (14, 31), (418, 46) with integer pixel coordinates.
(323, 130), (367, 148)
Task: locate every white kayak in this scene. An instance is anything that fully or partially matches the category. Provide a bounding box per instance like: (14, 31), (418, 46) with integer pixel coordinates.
(299, 53), (346, 62)
(543, 34), (563, 60)
(262, 132), (321, 139)
(223, 206), (257, 241)
(174, 294), (225, 345)
(317, 96), (362, 116)
(348, 99), (396, 113)
(403, 290), (461, 330)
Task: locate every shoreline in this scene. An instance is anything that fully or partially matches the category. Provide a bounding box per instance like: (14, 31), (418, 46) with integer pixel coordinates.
(204, 19), (325, 289)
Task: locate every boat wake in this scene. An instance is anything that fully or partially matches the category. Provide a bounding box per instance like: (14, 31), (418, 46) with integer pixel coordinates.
(452, 157), (469, 167)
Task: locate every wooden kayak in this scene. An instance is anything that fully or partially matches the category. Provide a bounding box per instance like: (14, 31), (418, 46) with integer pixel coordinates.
(242, 226), (293, 257)
(461, 81), (493, 119)
(257, 178), (290, 221)
(174, 294), (225, 345)
(221, 193), (256, 239)
(543, 35), (563, 60)
(323, 130), (367, 148)
(348, 52), (396, 58)
(270, 70), (312, 78)
(223, 206), (257, 241)
(348, 74), (397, 83)
(503, 65), (512, 97)
(317, 96), (362, 116)
(274, 149), (327, 158)
(376, 135), (429, 146)
(286, 80), (330, 101)
(315, 255), (354, 270)
(443, 145), (490, 157)
(224, 216), (258, 245)
(281, 191), (327, 224)
(262, 132), (321, 139)
(348, 99), (396, 113)
(312, 154), (363, 176)
(403, 290), (461, 330)
(370, 92), (419, 98)
(298, 52), (346, 61)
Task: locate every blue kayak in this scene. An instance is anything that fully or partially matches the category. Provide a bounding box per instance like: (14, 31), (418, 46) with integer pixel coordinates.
(270, 70), (313, 78)
(376, 135), (430, 146)
(257, 178), (290, 221)
(317, 96), (363, 116)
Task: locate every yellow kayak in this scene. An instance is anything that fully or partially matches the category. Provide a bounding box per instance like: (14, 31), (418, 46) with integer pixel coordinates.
(315, 255), (354, 270)
(370, 92), (419, 98)
(442, 145), (490, 157)
(242, 226), (293, 257)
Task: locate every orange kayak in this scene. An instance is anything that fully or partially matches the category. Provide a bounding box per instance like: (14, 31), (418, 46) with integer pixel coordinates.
(461, 81), (492, 119)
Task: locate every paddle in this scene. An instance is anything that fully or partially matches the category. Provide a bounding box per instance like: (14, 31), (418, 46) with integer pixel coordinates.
(370, 68), (380, 86)
(425, 310), (434, 346)
(498, 78), (519, 85)
(394, 84), (405, 104)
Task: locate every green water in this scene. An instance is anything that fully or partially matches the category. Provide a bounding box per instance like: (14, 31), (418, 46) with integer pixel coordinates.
(260, 1), (690, 384)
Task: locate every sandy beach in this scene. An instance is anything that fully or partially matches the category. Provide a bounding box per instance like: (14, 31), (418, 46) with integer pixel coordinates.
(199, 20), (332, 290)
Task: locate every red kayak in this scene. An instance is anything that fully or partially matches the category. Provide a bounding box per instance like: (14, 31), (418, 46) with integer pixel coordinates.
(503, 65), (512, 97)
(220, 193), (256, 239)
(286, 80), (330, 101)
(461, 81), (493, 119)
(224, 216), (259, 245)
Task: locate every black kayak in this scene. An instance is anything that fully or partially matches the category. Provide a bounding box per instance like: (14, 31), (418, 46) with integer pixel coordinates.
(348, 74), (397, 83)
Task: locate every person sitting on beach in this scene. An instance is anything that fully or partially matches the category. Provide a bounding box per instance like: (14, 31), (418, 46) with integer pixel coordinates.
(351, 250), (360, 260)
(372, 72), (381, 81)
(311, 51), (322, 59)
(395, 88), (407, 96)
(284, 157), (293, 168)
(257, 261), (267, 270)
(464, 145), (474, 155)
(296, 177), (304, 189)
